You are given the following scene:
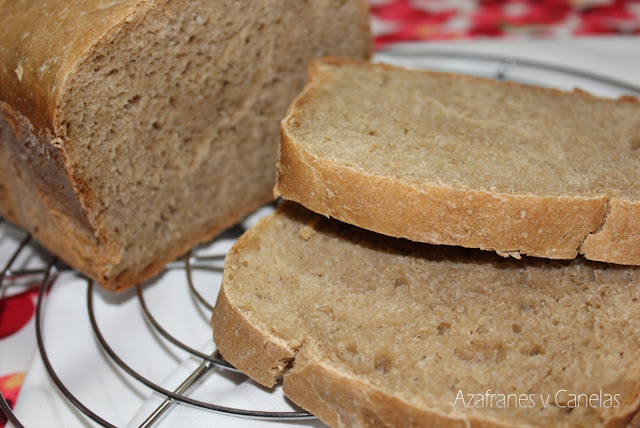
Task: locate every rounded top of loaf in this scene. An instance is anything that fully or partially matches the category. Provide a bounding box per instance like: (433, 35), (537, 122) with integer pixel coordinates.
(0, 0), (155, 135)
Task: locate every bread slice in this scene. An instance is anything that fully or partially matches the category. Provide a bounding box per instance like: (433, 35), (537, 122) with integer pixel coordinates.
(0, 2), (371, 290)
(213, 201), (640, 428)
(276, 57), (640, 266)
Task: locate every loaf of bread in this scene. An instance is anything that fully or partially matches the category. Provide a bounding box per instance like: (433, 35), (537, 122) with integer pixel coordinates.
(213, 201), (640, 427)
(276, 57), (640, 266)
(0, 1), (371, 290)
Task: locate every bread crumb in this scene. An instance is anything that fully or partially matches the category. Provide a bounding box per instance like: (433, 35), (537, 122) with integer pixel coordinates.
(51, 137), (63, 149)
(496, 250), (522, 259)
(14, 64), (23, 83)
(164, 10), (174, 19)
(299, 226), (314, 240)
(316, 304), (333, 314)
(299, 218), (320, 240)
(369, 143), (377, 152)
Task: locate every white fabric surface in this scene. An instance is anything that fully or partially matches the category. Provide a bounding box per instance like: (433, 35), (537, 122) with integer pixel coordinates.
(7, 37), (640, 427)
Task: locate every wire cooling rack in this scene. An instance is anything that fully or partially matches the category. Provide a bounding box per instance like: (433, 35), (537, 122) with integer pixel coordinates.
(1, 50), (640, 428)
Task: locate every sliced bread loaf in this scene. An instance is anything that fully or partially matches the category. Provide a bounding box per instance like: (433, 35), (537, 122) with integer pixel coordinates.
(276, 57), (640, 265)
(0, 1), (371, 290)
(213, 201), (640, 428)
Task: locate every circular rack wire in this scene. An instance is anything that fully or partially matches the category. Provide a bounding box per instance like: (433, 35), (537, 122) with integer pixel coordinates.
(1, 51), (640, 428)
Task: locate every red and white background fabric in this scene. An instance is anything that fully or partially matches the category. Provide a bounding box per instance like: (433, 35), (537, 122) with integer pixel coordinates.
(370, 0), (640, 48)
(0, 275), (39, 426)
(1, 1), (640, 427)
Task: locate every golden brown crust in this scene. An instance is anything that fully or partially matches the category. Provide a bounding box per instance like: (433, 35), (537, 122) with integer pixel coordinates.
(580, 198), (640, 266)
(213, 246), (296, 387)
(284, 354), (513, 428)
(277, 130), (607, 261)
(276, 57), (640, 265)
(626, 406), (640, 428)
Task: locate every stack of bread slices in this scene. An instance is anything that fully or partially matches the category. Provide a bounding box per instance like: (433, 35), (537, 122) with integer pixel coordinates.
(212, 57), (640, 427)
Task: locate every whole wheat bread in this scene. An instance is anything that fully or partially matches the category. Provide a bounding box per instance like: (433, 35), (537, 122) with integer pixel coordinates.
(213, 201), (640, 427)
(276, 57), (640, 266)
(0, 1), (371, 291)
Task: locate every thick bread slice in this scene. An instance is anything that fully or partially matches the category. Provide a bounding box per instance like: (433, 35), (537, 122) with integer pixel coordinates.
(0, 1), (371, 291)
(213, 201), (640, 428)
(276, 57), (640, 265)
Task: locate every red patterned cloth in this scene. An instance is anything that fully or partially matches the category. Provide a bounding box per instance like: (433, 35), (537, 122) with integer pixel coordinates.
(370, 0), (640, 48)
(0, 286), (39, 427)
(0, 373), (25, 426)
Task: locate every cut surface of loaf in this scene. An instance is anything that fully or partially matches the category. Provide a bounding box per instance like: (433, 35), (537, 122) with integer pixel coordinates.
(0, 0), (371, 291)
(213, 201), (640, 428)
(276, 57), (640, 265)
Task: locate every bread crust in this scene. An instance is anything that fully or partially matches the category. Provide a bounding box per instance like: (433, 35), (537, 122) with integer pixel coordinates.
(284, 353), (513, 428)
(213, 277), (296, 388)
(276, 57), (640, 265)
(580, 198), (640, 266)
